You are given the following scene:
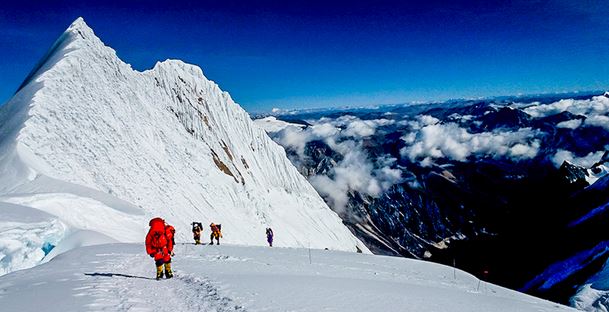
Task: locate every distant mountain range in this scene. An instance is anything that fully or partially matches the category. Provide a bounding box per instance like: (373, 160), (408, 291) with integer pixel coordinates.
(252, 90), (605, 118)
(255, 91), (609, 310)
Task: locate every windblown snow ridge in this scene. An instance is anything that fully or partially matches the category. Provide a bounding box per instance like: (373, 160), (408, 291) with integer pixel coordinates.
(0, 17), (368, 275)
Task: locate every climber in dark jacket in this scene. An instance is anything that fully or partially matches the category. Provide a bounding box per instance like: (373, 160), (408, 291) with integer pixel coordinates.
(266, 227), (274, 247)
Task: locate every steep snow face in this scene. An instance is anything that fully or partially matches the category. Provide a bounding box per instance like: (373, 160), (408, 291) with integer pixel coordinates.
(0, 18), (367, 274)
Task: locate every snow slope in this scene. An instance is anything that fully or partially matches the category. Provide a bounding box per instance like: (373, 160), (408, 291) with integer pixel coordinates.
(0, 17), (367, 275)
(0, 243), (576, 312)
(253, 116), (305, 133)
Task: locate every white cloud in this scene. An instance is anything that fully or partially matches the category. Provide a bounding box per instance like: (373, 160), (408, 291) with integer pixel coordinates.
(311, 123), (340, 138)
(405, 115), (441, 131)
(309, 175), (349, 213)
(556, 119), (583, 129)
(275, 126), (312, 157)
(376, 166), (402, 190)
(519, 96), (609, 174)
(585, 115), (609, 131)
(509, 142), (540, 159)
(267, 121), (340, 157)
(401, 132), (417, 145)
(400, 123), (540, 163)
(419, 115), (440, 126)
(309, 140), (403, 212)
(266, 116), (405, 212)
(372, 118), (396, 127)
(524, 99), (577, 118)
(524, 95), (609, 119)
(309, 146), (377, 212)
(343, 120), (376, 137)
(339, 118), (394, 138)
(552, 149), (606, 168)
(333, 115), (358, 125)
(271, 116), (393, 157)
(551, 150), (572, 168)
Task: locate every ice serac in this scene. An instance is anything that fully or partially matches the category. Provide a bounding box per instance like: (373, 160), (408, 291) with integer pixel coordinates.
(0, 17), (368, 273)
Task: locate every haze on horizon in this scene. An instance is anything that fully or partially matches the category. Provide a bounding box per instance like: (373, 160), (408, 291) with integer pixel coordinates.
(1, 0), (608, 113)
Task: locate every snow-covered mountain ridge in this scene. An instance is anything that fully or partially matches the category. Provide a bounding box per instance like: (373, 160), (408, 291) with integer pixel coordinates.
(0, 17), (367, 275)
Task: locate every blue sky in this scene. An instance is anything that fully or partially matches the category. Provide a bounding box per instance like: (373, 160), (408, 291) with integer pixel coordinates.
(1, 0), (609, 112)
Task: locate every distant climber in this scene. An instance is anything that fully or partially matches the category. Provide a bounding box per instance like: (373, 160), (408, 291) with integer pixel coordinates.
(192, 222), (203, 245)
(145, 217), (174, 280)
(210, 223), (222, 245)
(266, 227), (274, 247)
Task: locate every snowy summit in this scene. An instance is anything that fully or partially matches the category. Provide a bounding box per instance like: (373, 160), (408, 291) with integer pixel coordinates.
(0, 17), (365, 275)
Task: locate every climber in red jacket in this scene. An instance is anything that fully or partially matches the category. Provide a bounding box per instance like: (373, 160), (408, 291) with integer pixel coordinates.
(145, 217), (175, 280)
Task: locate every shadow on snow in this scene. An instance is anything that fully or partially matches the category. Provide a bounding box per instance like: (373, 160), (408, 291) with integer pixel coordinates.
(84, 272), (156, 280)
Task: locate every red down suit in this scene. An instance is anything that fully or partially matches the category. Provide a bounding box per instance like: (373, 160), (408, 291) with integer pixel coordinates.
(145, 217), (174, 263)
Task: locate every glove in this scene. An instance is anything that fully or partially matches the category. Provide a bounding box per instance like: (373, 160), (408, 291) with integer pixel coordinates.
(171, 251), (175, 256)
(149, 253), (155, 258)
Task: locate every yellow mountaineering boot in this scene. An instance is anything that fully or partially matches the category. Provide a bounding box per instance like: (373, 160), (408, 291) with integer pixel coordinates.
(164, 262), (173, 279)
(156, 264), (164, 280)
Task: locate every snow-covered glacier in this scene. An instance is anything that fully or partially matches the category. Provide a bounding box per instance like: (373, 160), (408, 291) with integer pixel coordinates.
(0, 17), (367, 275)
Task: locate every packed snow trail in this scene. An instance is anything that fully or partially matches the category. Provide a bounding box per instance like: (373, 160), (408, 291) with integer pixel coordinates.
(81, 255), (246, 312)
(0, 244), (575, 312)
(0, 244), (245, 312)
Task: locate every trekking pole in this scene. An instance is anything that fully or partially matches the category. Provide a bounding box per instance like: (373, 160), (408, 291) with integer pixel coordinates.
(477, 278), (481, 292)
(453, 258), (456, 280)
(308, 242), (312, 264)
(482, 270), (489, 293)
